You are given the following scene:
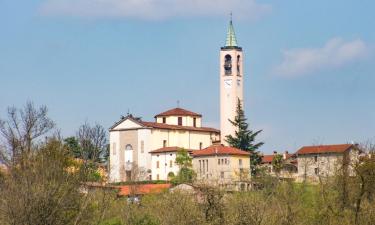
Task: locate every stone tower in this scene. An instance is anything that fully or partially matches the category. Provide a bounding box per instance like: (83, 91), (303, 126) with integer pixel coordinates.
(220, 19), (243, 145)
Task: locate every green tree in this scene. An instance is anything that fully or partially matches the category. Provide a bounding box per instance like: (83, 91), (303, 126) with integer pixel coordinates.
(272, 153), (284, 178)
(172, 149), (195, 184)
(175, 148), (192, 168)
(64, 136), (81, 158)
(225, 98), (264, 175)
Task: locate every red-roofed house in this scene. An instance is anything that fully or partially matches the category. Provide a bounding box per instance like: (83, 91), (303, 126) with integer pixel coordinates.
(296, 144), (360, 182)
(108, 108), (220, 182)
(260, 151), (298, 179)
(192, 145), (251, 190)
(150, 147), (195, 180)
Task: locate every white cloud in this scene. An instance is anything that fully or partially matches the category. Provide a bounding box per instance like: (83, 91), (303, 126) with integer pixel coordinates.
(39, 0), (271, 20)
(274, 37), (369, 77)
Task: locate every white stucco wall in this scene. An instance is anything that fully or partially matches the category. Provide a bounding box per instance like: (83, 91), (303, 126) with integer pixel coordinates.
(137, 129), (152, 178)
(109, 131), (120, 182)
(220, 48), (243, 145)
(155, 115), (202, 127)
(151, 152), (180, 180)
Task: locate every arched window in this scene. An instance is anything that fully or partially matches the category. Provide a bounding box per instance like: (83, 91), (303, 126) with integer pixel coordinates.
(224, 54), (232, 75)
(125, 144), (133, 163)
(237, 55), (241, 75)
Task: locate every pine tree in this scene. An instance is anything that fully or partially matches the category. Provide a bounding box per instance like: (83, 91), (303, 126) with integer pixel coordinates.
(225, 98), (264, 175)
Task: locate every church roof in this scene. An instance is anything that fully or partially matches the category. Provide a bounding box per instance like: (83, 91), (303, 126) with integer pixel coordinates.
(149, 146), (195, 154)
(192, 145), (250, 157)
(140, 121), (219, 133)
(154, 107), (201, 118)
(225, 19), (238, 47)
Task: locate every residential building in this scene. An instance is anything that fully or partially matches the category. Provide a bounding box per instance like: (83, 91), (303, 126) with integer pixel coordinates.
(261, 151), (298, 179)
(296, 144), (360, 182)
(192, 145), (251, 190)
(109, 108), (220, 182)
(150, 146), (194, 181)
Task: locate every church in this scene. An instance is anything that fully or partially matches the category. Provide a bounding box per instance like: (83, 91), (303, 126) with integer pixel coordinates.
(109, 19), (245, 183)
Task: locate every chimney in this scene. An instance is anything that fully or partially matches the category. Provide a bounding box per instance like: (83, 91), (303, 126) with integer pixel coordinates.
(283, 151), (289, 160)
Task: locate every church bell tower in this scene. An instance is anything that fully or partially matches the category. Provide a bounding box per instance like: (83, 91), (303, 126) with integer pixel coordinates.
(220, 19), (243, 145)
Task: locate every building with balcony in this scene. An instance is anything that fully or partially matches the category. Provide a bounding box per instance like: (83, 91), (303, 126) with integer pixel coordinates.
(192, 144), (251, 190)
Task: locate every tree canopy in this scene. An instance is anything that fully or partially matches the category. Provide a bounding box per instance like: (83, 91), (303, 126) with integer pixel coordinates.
(225, 98), (264, 174)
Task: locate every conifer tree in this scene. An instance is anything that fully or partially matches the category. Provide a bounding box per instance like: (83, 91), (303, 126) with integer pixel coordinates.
(225, 98), (264, 175)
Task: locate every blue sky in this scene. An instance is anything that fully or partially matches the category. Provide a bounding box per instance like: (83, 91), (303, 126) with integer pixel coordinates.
(1, 0), (374, 153)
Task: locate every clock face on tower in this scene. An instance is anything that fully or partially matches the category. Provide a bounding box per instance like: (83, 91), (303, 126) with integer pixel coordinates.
(224, 79), (232, 88)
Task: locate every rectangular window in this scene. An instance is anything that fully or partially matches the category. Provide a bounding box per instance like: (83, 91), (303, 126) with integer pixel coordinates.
(199, 142), (203, 150)
(225, 158), (228, 164)
(193, 118), (197, 127)
(314, 168), (319, 175)
(112, 143), (116, 155)
(199, 160), (202, 175)
(206, 160), (208, 172)
(178, 117), (182, 126)
(141, 141), (144, 153)
(218, 159), (220, 165)
(221, 159), (224, 165)
(162, 117), (166, 123)
(239, 159), (242, 167)
(170, 160), (173, 168)
(220, 171), (224, 179)
(202, 160), (205, 174)
(163, 140), (167, 148)
(156, 161), (159, 169)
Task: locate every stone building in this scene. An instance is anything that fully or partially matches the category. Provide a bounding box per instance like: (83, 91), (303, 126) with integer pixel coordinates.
(261, 151), (298, 179)
(296, 144), (360, 182)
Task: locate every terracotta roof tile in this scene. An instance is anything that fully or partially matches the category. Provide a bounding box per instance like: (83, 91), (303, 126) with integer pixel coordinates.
(261, 155), (274, 164)
(141, 121), (219, 133)
(155, 108), (201, 117)
(261, 153), (295, 164)
(150, 146), (195, 154)
(297, 144), (353, 155)
(192, 145), (250, 157)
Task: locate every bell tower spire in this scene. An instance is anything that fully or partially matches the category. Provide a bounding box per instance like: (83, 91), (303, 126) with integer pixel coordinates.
(220, 17), (244, 145)
(225, 14), (238, 47)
